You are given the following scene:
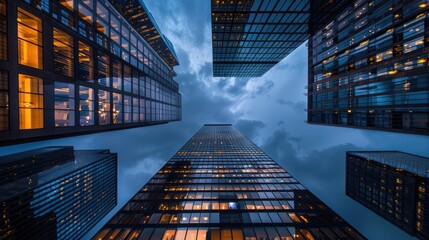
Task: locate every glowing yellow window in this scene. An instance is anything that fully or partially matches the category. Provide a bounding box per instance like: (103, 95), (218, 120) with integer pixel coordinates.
(18, 74), (43, 129)
(17, 8), (43, 69)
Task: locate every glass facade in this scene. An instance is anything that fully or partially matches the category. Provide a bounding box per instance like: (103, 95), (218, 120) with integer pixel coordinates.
(0, 0), (181, 145)
(346, 151), (429, 239)
(93, 124), (365, 240)
(308, 0), (429, 135)
(211, 0), (310, 77)
(0, 146), (117, 240)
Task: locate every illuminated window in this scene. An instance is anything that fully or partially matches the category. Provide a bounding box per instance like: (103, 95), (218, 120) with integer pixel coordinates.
(98, 90), (110, 125)
(0, 70), (8, 130)
(53, 28), (74, 77)
(18, 8), (43, 69)
(58, 0), (74, 11)
(54, 81), (75, 127)
(96, 0), (109, 35)
(113, 93), (122, 124)
(78, 41), (94, 82)
(79, 86), (94, 126)
(0, 0), (6, 60)
(18, 74), (43, 129)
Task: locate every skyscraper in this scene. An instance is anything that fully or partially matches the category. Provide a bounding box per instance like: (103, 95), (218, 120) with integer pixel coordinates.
(308, 0), (429, 135)
(211, 0), (310, 77)
(0, 146), (117, 240)
(93, 124), (365, 240)
(346, 151), (429, 239)
(0, 0), (181, 145)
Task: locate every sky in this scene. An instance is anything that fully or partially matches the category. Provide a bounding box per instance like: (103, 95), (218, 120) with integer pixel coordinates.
(1, 1), (429, 239)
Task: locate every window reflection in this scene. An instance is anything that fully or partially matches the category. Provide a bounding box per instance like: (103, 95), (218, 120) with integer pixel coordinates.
(54, 81), (75, 127)
(98, 90), (110, 125)
(79, 86), (93, 126)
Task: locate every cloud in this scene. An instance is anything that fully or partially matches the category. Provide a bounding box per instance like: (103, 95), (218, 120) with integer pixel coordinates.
(234, 119), (266, 142)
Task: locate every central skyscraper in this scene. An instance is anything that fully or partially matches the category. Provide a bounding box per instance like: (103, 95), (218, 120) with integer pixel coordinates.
(93, 124), (365, 240)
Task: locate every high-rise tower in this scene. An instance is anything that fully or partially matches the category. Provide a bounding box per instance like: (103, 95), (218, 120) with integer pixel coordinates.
(0, 0), (181, 145)
(93, 124), (365, 240)
(0, 146), (117, 240)
(346, 151), (429, 239)
(308, 0), (429, 135)
(211, 0), (310, 77)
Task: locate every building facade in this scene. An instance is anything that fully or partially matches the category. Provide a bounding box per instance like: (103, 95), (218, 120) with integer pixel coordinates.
(0, 146), (117, 239)
(0, 0), (181, 145)
(308, 0), (429, 135)
(211, 0), (310, 77)
(346, 151), (429, 239)
(93, 124), (365, 240)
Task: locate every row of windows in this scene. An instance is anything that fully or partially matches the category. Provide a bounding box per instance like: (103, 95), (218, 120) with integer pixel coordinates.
(144, 183), (305, 192)
(134, 191), (296, 201)
(14, 73), (179, 130)
(24, 0), (176, 88)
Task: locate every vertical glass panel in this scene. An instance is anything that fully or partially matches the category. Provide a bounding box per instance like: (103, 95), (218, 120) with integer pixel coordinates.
(186, 228), (197, 240)
(113, 93), (122, 124)
(18, 74), (43, 129)
(53, 28), (74, 77)
(98, 90), (110, 125)
(78, 41), (94, 82)
(79, 86), (94, 126)
(112, 59), (122, 90)
(17, 8), (43, 69)
(174, 228), (187, 240)
(54, 81), (75, 127)
(196, 229), (208, 240)
(78, 3), (93, 24)
(96, 1), (109, 35)
(139, 98), (145, 122)
(0, 0), (7, 60)
(0, 70), (8, 130)
(162, 229), (175, 240)
(98, 52), (110, 86)
(124, 95), (131, 123)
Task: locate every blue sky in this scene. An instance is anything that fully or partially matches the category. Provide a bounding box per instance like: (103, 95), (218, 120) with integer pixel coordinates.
(1, 1), (428, 239)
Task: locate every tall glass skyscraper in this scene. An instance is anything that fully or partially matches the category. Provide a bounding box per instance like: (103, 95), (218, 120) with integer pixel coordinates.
(308, 0), (429, 135)
(0, 0), (181, 145)
(0, 146), (117, 240)
(93, 124), (365, 240)
(346, 151), (429, 239)
(211, 0), (310, 77)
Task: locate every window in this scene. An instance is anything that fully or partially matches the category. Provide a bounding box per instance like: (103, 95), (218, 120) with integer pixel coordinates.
(113, 93), (122, 124)
(98, 52), (110, 86)
(112, 59), (122, 90)
(124, 65), (132, 92)
(18, 74), (43, 129)
(18, 8), (43, 69)
(58, 0), (74, 11)
(96, 1), (109, 35)
(0, 0), (7, 60)
(53, 28), (74, 77)
(78, 41), (94, 81)
(0, 70), (8, 130)
(79, 86), (93, 126)
(124, 95), (131, 123)
(133, 97), (139, 122)
(54, 81), (75, 127)
(139, 99), (145, 122)
(98, 90), (110, 125)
